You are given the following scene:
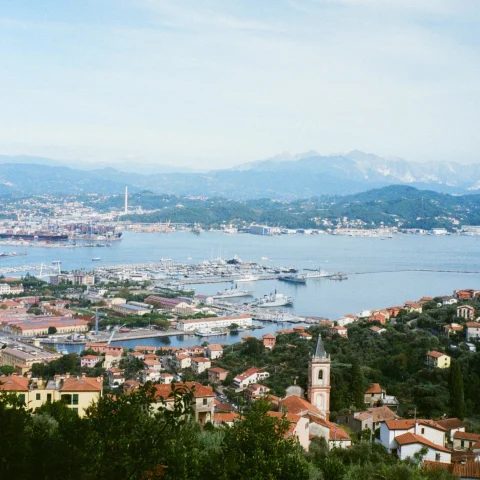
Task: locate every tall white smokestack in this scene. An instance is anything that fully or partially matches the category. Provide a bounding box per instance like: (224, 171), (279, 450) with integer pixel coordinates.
(124, 186), (128, 214)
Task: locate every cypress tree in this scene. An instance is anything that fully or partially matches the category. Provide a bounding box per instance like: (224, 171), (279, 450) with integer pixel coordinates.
(351, 358), (365, 410)
(449, 360), (466, 420)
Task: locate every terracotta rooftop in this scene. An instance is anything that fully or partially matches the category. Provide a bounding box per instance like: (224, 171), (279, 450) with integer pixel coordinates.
(207, 344), (223, 351)
(365, 383), (383, 394)
(453, 431), (480, 441)
(354, 406), (399, 423)
(60, 376), (103, 392)
(153, 382), (215, 400)
(435, 418), (465, 431)
(0, 375), (29, 391)
(214, 412), (240, 423)
(385, 419), (446, 432)
(280, 395), (322, 417)
(395, 432), (450, 453)
(426, 350), (446, 358)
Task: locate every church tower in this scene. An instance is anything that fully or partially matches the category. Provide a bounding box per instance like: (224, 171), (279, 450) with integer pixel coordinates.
(307, 335), (331, 420)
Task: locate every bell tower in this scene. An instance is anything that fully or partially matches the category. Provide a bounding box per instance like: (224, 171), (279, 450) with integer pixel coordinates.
(307, 335), (331, 420)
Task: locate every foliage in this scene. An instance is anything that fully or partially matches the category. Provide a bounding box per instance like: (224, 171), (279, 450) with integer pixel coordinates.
(449, 360), (466, 420)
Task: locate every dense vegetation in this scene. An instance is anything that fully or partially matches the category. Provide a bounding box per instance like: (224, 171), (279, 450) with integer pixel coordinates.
(90, 186), (480, 230)
(0, 385), (457, 480)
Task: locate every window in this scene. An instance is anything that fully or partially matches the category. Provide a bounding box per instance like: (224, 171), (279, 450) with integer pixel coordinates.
(421, 428), (425, 434)
(61, 394), (72, 405)
(318, 370), (323, 380)
(461, 440), (465, 448)
(18, 394), (25, 405)
(47, 393), (52, 403)
(36, 393), (41, 401)
(435, 453), (441, 461)
(203, 398), (208, 405)
(73, 394), (79, 406)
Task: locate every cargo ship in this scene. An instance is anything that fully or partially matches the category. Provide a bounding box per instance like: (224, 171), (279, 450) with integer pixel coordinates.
(0, 232), (69, 241)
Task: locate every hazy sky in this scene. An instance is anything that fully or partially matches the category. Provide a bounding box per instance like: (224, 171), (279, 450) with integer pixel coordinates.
(0, 0), (479, 169)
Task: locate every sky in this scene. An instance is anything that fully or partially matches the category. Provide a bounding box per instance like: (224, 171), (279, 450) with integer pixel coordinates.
(0, 0), (479, 170)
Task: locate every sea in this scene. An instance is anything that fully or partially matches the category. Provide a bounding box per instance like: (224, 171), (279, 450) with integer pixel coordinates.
(4, 231), (478, 352)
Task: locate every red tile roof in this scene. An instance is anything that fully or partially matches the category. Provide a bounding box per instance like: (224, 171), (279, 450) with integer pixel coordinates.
(0, 375), (29, 391)
(365, 383), (383, 394)
(453, 431), (480, 441)
(153, 382), (215, 400)
(395, 432), (451, 453)
(214, 412), (240, 423)
(280, 395), (321, 416)
(426, 350), (445, 358)
(60, 376), (103, 392)
(435, 418), (465, 431)
(385, 419), (446, 432)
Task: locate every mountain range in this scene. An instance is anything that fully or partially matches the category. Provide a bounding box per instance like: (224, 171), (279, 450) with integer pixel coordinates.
(0, 151), (479, 199)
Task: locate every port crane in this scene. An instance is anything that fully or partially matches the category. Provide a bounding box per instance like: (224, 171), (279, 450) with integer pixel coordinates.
(107, 324), (126, 345)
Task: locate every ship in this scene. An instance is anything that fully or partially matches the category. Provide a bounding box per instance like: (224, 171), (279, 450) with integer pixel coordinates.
(213, 285), (253, 299)
(92, 257), (101, 261)
(195, 328), (228, 337)
(279, 273), (307, 284)
(304, 269), (329, 278)
(254, 291), (293, 308)
(0, 232), (68, 241)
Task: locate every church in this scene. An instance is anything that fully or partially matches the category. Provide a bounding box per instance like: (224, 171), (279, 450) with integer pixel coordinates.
(273, 336), (351, 450)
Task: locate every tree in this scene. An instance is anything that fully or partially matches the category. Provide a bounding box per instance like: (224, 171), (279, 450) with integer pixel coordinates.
(449, 360), (465, 420)
(0, 365), (14, 375)
(212, 401), (310, 480)
(351, 358), (365, 409)
(118, 287), (130, 299)
(48, 326), (57, 335)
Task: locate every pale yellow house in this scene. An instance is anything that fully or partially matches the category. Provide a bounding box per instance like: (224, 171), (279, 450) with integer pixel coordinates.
(0, 343), (61, 374)
(425, 351), (451, 369)
(191, 357), (211, 374)
(0, 373), (103, 417)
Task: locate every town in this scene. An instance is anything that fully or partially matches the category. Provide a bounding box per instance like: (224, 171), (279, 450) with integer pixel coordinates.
(1, 262), (479, 478)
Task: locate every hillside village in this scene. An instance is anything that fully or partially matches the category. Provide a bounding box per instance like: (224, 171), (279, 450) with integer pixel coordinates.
(0, 270), (479, 477)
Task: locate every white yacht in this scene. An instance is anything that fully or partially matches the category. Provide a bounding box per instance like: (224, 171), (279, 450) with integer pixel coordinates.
(304, 269), (329, 278)
(279, 273), (307, 284)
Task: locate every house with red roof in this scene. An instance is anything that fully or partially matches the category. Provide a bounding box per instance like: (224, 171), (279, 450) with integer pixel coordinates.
(262, 333), (276, 349)
(233, 368), (270, 389)
(267, 411), (310, 451)
(153, 382), (215, 425)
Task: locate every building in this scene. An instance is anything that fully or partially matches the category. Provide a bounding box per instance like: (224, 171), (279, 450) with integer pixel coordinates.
(177, 314), (252, 332)
(364, 383), (399, 409)
(370, 326), (386, 335)
(453, 431), (480, 451)
(443, 323), (464, 336)
(244, 383), (270, 402)
(205, 344), (223, 360)
(0, 373), (103, 417)
(107, 368), (125, 387)
(144, 296), (184, 309)
(249, 225), (273, 236)
(262, 333), (276, 349)
(425, 351), (451, 369)
(0, 283), (24, 295)
(442, 296), (458, 306)
(466, 322), (480, 342)
(112, 303), (150, 316)
(329, 325), (348, 338)
(173, 354), (191, 370)
(140, 369), (162, 383)
(338, 406), (399, 433)
(337, 314), (358, 327)
(134, 345), (157, 354)
(267, 412), (310, 451)
(174, 302), (197, 316)
(394, 432), (451, 463)
(50, 273), (94, 286)
(233, 368), (270, 389)
(0, 342), (61, 374)
(158, 373), (174, 384)
(86, 343), (123, 357)
(153, 382), (215, 425)
(214, 412), (241, 427)
(457, 305), (475, 320)
(207, 367), (229, 384)
(404, 301), (422, 313)
(307, 336), (330, 420)
(191, 357), (211, 374)
(7, 317), (90, 336)
(435, 418), (465, 442)
(380, 419), (447, 455)
(81, 355), (102, 368)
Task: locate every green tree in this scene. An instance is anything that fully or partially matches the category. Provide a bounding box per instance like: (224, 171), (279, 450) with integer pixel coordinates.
(449, 360), (466, 420)
(48, 326), (57, 335)
(350, 358), (365, 409)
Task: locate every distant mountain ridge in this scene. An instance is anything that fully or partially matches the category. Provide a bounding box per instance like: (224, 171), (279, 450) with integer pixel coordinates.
(0, 150), (479, 199)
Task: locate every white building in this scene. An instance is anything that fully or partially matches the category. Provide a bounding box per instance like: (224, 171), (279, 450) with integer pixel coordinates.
(205, 344), (223, 360)
(0, 283), (24, 295)
(191, 357), (211, 374)
(177, 314), (252, 332)
(395, 433), (451, 463)
(233, 368), (270, 389)
(379, 420), (447, 455)
(466, 322), (480, 342)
